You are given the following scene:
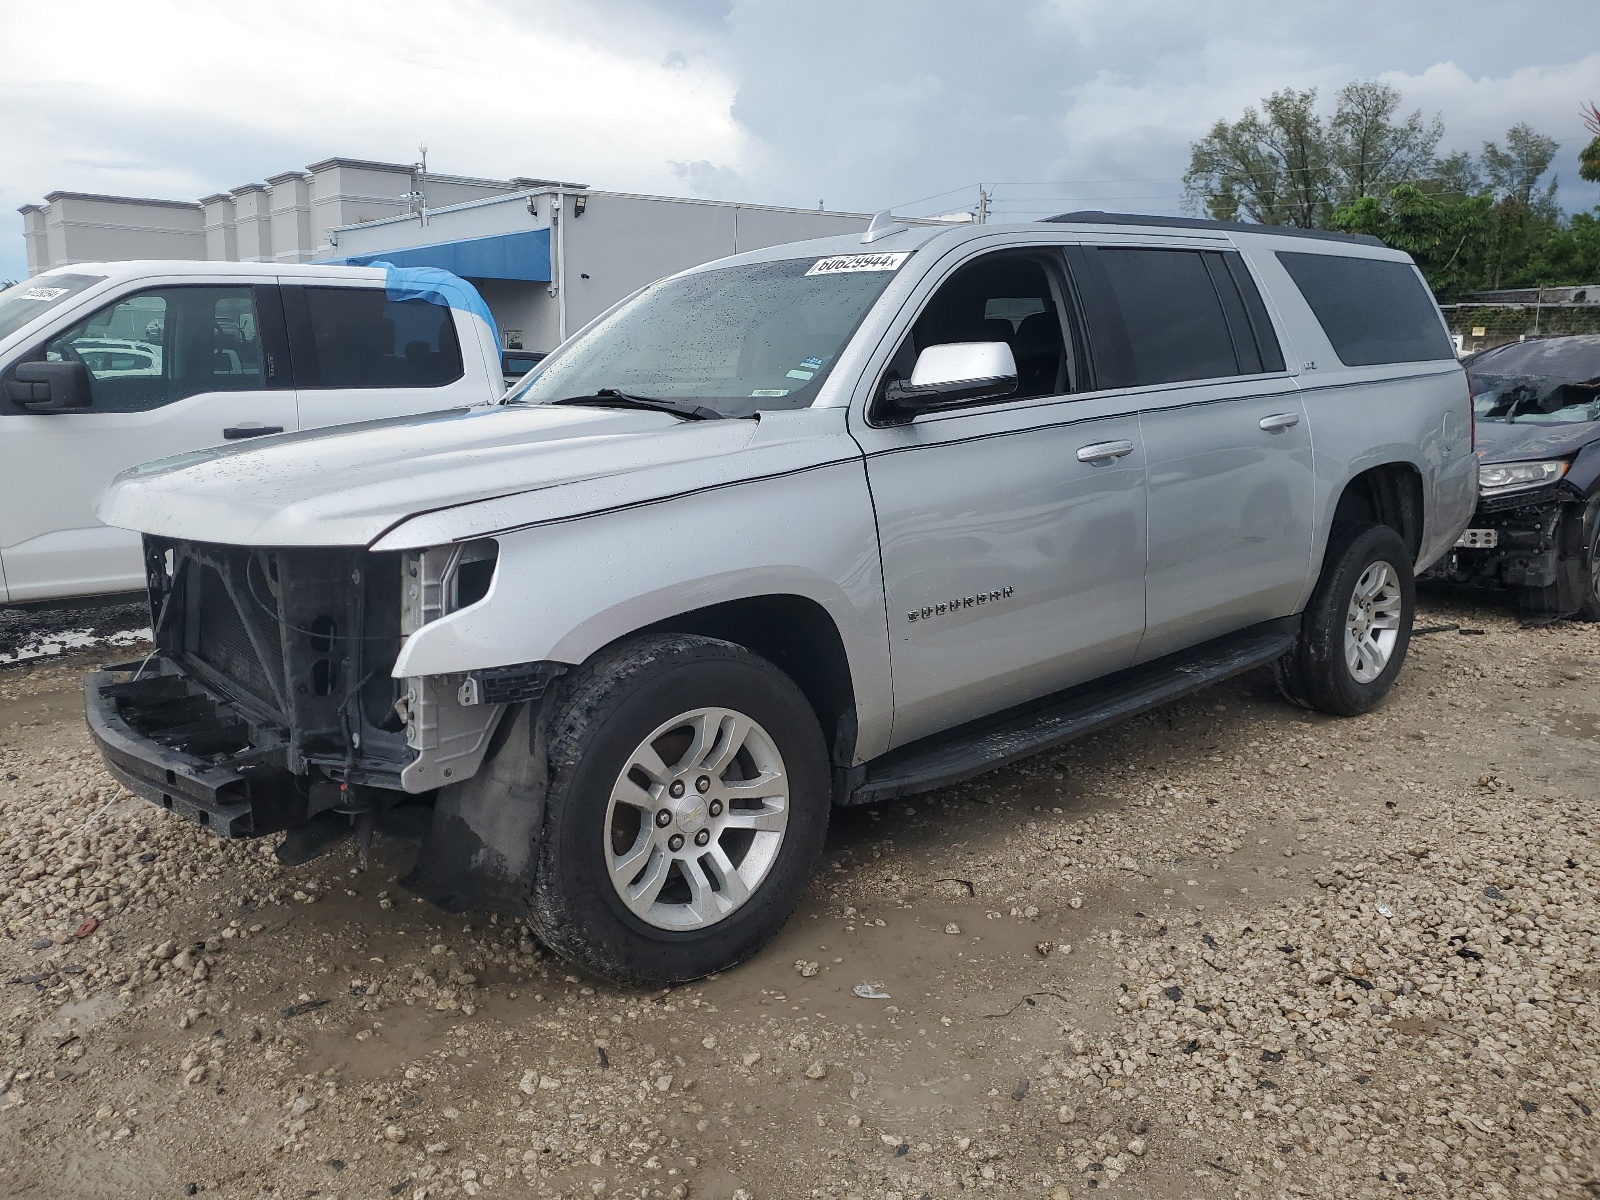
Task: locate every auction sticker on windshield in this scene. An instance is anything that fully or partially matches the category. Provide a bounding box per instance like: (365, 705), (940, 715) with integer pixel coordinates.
(20, 286), (71, 301)
(805, 252), (910, 276)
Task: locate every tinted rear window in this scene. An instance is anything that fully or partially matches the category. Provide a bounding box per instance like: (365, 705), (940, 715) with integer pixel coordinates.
(1276, 252), (1453, 367)
(297, 287), (464, 389)
(1070, 247), (1280, 388)
(1096, 249), (1237, 386)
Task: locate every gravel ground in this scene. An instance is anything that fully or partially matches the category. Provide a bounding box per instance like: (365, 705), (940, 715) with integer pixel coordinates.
(0, 602), (149, 665)
(0, 592), (1597, 1200)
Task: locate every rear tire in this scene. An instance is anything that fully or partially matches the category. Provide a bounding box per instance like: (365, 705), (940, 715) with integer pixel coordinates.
(1277, 524), (1415, 717)
(529, 633), (830, 987)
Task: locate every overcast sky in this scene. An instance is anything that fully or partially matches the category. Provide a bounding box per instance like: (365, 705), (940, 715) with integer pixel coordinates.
(2, 0), (1598, 280)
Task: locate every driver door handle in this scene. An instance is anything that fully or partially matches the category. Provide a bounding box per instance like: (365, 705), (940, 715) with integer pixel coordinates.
(223, 424), (283, 440)
(1259, 412), (1300, 433)
(1076, 439), (1135, 463)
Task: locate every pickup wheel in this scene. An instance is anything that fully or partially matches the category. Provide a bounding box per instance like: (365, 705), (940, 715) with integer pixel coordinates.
(529, 633), (830, 987)
(1277, 523), (1415, 717)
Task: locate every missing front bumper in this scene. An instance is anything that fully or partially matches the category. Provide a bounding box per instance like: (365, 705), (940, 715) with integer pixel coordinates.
(85, 658), (301, 837)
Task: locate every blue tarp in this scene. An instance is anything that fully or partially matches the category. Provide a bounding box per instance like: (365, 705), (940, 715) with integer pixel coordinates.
(338, 228), (551, 284)
(370, 263), (499, 347)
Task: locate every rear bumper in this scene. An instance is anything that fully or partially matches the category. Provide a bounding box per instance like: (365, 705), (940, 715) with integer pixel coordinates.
(85, 658), (299, 838)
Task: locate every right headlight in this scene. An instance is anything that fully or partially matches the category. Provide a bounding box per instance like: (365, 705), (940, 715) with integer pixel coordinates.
(1478, 459), (1568, 497)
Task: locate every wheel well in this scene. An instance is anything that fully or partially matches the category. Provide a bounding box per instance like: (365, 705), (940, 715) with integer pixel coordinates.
(641, 595), (858, 767)
(1331, 464), (1424, 562)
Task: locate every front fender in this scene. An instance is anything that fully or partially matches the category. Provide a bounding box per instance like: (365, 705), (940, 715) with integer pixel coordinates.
(389, 459), (895, 760)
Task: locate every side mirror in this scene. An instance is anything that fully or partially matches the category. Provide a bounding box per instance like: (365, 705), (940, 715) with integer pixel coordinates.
(883, 341), (1017, 420)
(7, 361), (91, 412)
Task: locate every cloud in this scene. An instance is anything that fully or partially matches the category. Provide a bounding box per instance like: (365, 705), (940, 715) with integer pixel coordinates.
(2, 0), (1597, 281)
(669, 159), (741, 197)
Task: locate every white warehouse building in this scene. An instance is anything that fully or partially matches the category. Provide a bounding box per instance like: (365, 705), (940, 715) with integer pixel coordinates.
(18, 158), (936, 357)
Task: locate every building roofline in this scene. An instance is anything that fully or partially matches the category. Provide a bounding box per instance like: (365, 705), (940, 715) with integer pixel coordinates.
(198, 193), (233, 205)
(40, 190), (201, 211)
(422, 171), (516, 189)
(510, 176), (590, 190)
(230, 183), (269, 197)
(329, 186), (881, 236)
(305, 157), (418, 175)
(264, 170), (310, 186)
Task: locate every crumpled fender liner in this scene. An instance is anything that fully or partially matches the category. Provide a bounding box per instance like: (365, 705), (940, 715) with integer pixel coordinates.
(402, 696), (551, 915)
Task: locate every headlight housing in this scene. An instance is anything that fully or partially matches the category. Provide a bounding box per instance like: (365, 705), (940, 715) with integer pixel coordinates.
(1478, 459), (1568, 497)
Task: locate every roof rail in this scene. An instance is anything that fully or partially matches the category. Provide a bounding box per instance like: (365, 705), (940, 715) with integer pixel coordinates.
(1042, 210), (1383, 247)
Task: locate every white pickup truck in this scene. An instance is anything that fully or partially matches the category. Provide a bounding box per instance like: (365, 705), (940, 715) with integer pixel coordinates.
(0, 261), (505, 607)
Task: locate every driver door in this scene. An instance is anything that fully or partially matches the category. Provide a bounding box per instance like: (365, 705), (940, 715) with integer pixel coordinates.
(850, 247), (1149, 748)
(0, 282), (297, 603)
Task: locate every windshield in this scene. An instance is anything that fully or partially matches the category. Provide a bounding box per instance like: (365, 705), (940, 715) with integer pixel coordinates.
(0, 273), (106, 343)
(1473, 372), (1600, 425)
(508, 254), (908, 418)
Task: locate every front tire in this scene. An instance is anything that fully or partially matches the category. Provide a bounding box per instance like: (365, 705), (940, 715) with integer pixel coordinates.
(1575, 504), (1600, 622)
(1277, 523), (1415, 716)
(529, 633), (830, 986)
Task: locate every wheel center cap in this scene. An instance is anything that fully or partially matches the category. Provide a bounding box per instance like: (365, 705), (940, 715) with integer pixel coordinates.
(676, 797), (708, 834)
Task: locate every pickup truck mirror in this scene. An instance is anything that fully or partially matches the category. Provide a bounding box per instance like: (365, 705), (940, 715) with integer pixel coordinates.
(883, 341), (1017, 419)
(7, 361), (91, 412)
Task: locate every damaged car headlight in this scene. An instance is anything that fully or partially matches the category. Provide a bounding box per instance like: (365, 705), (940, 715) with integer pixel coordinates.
(1478, 460), (1568, 497)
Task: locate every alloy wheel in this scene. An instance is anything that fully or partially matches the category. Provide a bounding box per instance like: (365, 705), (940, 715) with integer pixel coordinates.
(1344, 559), (1403, 684)
(603, 707), (790, 932)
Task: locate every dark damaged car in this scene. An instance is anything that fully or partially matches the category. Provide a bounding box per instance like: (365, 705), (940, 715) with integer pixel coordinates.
(1428, 335), (1600, 620)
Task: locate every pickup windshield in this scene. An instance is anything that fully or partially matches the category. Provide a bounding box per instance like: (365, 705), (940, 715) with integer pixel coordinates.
(507, 255), (904, 418)
(0, 273), (106, 343)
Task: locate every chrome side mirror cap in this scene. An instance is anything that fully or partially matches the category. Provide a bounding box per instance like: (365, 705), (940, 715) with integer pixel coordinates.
(883, 341), (1017, 420)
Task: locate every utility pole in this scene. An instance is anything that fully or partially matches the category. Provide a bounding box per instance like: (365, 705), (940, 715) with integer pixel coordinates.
(976, 185), (989, 225)
(414, 143), (430, 227)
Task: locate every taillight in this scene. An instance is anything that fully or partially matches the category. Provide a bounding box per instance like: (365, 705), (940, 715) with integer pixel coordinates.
(1464, 368), (1476, 452)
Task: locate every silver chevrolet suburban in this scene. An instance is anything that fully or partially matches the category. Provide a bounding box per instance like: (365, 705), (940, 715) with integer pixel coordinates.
(85, 211), (1477, 985)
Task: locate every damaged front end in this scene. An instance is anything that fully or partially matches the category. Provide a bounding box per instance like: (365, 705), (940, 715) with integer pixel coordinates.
(1425, 481), (1592, 617)
(85, 537), (519, 843)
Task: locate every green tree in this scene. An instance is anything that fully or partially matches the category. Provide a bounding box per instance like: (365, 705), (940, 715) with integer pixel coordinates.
(1184, 81), (1441, 227)
(1480, 123), (1561, 288)
(1328, 80), (1444, 206)
(1580, 102), (1600, 183)
(1331, 186), (1492, 299)
(1525, 209), (1600, 284)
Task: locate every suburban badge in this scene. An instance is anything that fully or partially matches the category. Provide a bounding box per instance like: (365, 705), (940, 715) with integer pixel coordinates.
(907, 585), (1014, 623)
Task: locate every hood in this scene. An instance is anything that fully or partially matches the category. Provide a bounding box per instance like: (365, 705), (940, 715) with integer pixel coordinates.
(97, 403), (762, 547)
(1473, 417), (1600, 465)
(1465, 335), (1600, 382)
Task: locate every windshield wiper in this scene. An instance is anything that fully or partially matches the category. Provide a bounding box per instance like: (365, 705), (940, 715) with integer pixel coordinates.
(549, 389), (725, 421)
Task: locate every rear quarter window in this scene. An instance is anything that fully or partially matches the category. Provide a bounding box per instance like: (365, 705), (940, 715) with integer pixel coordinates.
(1276, 252), (1453, 367)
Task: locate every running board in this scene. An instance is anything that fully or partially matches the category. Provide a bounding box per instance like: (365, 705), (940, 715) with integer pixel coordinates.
(846, 617), (1299, 805)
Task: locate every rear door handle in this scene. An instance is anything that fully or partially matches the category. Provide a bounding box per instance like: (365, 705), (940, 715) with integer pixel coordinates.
(1259, 412), (1300, 433)
(1076, 439), (1135, 463)
(223, 424), (283, 440)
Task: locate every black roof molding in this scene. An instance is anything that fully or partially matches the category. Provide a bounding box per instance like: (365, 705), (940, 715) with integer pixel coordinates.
(1043, 210), (1383, 247)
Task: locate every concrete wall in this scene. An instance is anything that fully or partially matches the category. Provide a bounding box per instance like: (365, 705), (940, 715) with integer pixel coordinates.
(200, 194), (237, 261)
(558, 193), (873, 333)
(330, 188), (877, 352)
(232, 185), (273, 263)
(473, 278), (559, 352)
(18, 193), (204, 273)
(17, 158), (518, 274)
(267, 172), (313, 264)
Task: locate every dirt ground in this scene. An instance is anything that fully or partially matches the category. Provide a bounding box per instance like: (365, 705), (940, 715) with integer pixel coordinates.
(1, 592), (1597, 1200)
